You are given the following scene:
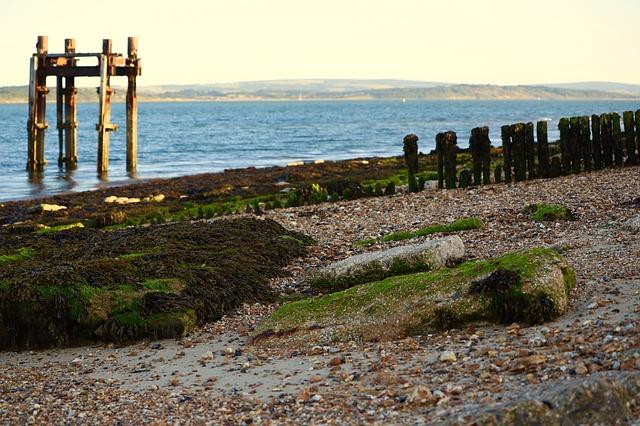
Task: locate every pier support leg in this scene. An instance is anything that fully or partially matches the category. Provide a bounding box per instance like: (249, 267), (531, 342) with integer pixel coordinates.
(27, 55), (37, 171)
(64, 38), (78, 169)
(34, 36), (49, 171)
(97, 40), (115, 175)
(56, 76), (64, 166)
(126, 37), (139, 173)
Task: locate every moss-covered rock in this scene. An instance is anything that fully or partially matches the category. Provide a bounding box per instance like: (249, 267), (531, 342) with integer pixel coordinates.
(255, 248), (575, 348)
(311, 236), (465, 293)
(0, 218), (311, 350)
(524, 203), (574, 222)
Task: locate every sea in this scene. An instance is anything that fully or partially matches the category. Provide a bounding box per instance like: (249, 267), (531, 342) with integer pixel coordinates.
(1, 100), (638, 201)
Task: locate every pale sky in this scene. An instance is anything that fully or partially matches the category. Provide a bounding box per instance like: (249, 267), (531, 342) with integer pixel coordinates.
(1, 0), (639, 86)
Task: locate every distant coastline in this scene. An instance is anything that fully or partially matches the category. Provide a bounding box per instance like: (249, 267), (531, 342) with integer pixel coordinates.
(2, 79), (640, 104)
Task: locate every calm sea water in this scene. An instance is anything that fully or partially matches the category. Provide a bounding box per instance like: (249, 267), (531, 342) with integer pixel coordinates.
(1, 100), (638, 201)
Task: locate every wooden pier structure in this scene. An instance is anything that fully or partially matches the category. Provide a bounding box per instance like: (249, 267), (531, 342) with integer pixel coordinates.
(27, 36), (142, 174)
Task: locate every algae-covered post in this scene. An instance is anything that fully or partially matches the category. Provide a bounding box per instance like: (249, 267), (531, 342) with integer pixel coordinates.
(436, 133), (444, 189)
(442, 131), (458, 189)
(480, 127), (491, 184)
(600, 113), (614, 168)
(501, 125), (512, 183)
(612, 112), (624, 167)
(636, 110), (640, 160)
(470, 127), (482, 186)
(569, 117), (581, 174)
(56, 75), (64, 167)
(623, 111), (637, 165)
(27, 35), (49, 171)
(550, 156), (562, 178)
(494, 164), (503, 183)
(558, 118), (571, 175)
(63, 38), (78, 169)
(536, 121), (550, 178)
(403, 134), (419, 192)
(591, 114), (602, 170)
(458, 169), (471, 188)
(126, 37), (140, 173)
(524, 122), (536, 179)
(510, 123), (526, 181)
(580, 116), (592, 171)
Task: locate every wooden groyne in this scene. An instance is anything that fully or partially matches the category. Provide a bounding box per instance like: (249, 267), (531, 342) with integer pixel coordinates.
(435, 109), (640, 188)
(27, 36), (141, 175)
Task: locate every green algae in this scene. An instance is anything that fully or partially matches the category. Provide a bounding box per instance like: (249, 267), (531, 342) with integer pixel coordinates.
(524, 204), (574, 222)
(0, 247), (34, 265)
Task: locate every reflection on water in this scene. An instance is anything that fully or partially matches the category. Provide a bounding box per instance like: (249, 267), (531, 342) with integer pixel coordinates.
(1, 100), (639, 201)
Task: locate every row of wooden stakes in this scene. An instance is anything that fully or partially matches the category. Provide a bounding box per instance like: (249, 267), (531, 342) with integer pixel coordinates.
(433, 109), (640, 189)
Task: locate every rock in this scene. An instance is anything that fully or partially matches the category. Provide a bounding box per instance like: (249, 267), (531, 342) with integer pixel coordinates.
(622, 215), (640, 233)
(574, 361), (589, 375)
(473, 372), (640, 425)
(528, 334), (547, 347)
(439, 351), (457, 362)
(328, 356), (343, 367)
(311, 236), (465, 293)
(95, 211), (127, 228)
(587, 302), (598, 309)
(255, 248), (575, 347)
(104, 196), (140, 205)
(27, 204), (67, 214)
(296, 388), (311, 403)
(407, 386), (434, 404)
(309, 375), (323, 383)
(524, 354), (547, 366)
(150, 343), (163, 350)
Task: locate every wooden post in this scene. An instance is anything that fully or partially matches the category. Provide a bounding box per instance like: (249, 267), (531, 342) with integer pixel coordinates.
(591, 114), (602, 170)
(551, 157), (562, 177)
(443, 131), (457, 189)
(35, 36), (49, 171)
(501, 125), (512, 183)
(126, 36), (138, 172)
(580, 116), (592, 171)
(64, 38), (78, 169)
(27, 55), (37, 171)
(601, 113), (613, 168)
(558, 118), (571, 175)
(480, 126), (491, 185)
(536, 121), (550, 178)
(494, 164), (503, 183)
(612, 112), (623, 167)
(458, 169), (471, 188)
(623, 111), (637, 165)
(97, 39), (115, 175)
(636, 110), (640, 163)
(436, 133), (444, 189)
(403, 134), (419, 192)
(56, 76), (64, 166)
(524, 122), (536, 179)
(470, 127), (482, 186)
(511, 123), (526, 181)
(569, 117), (581, 174)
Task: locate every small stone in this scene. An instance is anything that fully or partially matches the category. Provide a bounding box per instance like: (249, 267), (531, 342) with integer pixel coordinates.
(310, 394), (323, 403)
(27, 203), (67, 214)
(407, 386), (434, 404)
(439, 351), (457, 362)
(328, 356), (343, 367)
(200, 351), (214, 361)
(150, 343), (163, 350)
(574, 362), (588, 375)
(309, 374), (323, 383)
(528, 334), (547, 347)
(296, 388), (311, 403)
(524, 354), (547, 366)
(587, 302), (598, 310)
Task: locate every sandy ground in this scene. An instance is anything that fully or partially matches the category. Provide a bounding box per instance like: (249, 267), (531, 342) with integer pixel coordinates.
(1, 165), (639, 424)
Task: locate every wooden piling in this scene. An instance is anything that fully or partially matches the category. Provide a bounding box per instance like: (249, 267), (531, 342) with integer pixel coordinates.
(56, 76), (64, 167)
(623, 111), (637, 165)
(494, 164), (503, 183)
(97, 40), (115, 175)
(500, 125), (512, 183)
(126, 37), (139, 172)
(35, 36), (49, 171)
(591, 114), (602, 170)
(64, 38), (77, 169)
(636, 110), (640, 162)
(403, 134), (419, 192)
(480, 127), (491, 185)
(612, 112), (623, 167)
(551, 156), (562, 178)
(524, 122), (536, 179)
(536, 121), (550, 178)
(580, 116), (592, 171)
(558, 118), (571, 175)
(458, 169), (471, 188)
(436, 133), (444, 189)
(470, 127), (482, 186)
(569, 117), (581, 174)
(600, 114), (613, 168)
(27, 54), (37, 171)
(442, 131), (458, 189)
(511, 123), (526, 181)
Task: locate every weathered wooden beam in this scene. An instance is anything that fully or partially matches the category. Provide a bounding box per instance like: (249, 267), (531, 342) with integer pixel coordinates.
(442, 131), (457, 189)
(600, 113), (613, 168)
(97, 53), (111, 174)
(480, 127), (491, 185)
(64, 38), (78, 169)
(580, 116), (592, 171)
(126, 36), (138, 173)
(436, 133), (444, 189)
(569, 117), (581, 174)
(636, 110), (640, 163)
(612, 112), (624, 167)
(524, 122), (536, 179)
(500, 125), (512, 183)
(403, 134), (419, 192)
(41, 65), (138, 78)
(35, 36), (49, 171)
(470, 127), (482, 185)
(558, 118), (571, 175)
(591, 114), (602, 170)
(26, 55), (37, 171)
(623, 111), (637, 165)
(56, 76), (64, 166)
(536, 121), (550, 178)
(511, 123), (526, 181)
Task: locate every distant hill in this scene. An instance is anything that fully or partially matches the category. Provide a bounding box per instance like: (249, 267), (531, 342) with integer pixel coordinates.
(1, 80), (638, 103)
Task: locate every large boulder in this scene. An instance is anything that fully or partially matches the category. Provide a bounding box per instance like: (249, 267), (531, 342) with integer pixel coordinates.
(255, 247), (575, 348)
(311, 236), (465, 293)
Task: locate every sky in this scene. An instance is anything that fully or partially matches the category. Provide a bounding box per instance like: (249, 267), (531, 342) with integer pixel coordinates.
(1, 0), (639, 87)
